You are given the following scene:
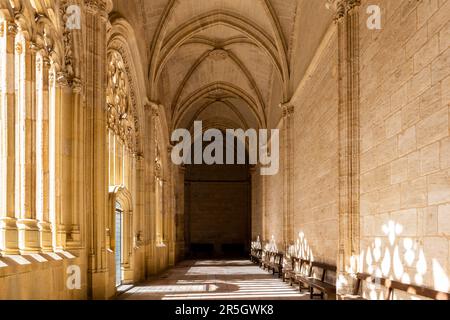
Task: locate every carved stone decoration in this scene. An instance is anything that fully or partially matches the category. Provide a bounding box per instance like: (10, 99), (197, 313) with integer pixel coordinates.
(106, 51), (138, 152)
(208, 49), (228, 61)
(154, 144), (162, 179)
(325, 0), (360, 21)
(59, 1), (75, 79)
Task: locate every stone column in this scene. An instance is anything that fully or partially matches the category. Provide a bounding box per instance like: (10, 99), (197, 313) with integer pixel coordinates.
(36, 54), (52, 252)
(280, 103), (295, 245)
(331, 0), (361, 297)
(0, 20), (19, 255)
(53, 72), (76, 251)
(16, 40), (40, 254)
(84, 0), (112, 299)
(68, 79), (83, 248)
(167, 145), (176, 267)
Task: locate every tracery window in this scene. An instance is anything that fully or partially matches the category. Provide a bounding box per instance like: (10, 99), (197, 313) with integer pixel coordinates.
(106, 50), (137, 281)
(107, 51), (137, 188)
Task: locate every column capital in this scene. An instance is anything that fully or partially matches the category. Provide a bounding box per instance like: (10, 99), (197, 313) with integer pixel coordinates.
(145, 101), (161, 116)
(84, 0), (113, 16)
(326, 0), (360, 21)
(4, 21), (18, 36)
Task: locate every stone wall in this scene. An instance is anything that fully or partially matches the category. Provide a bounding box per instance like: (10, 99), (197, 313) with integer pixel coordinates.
(359, 0), (450, 293)
(256, 24), (340, 264)
(291, 30), (340, 265)
(264, 126), (285, 248)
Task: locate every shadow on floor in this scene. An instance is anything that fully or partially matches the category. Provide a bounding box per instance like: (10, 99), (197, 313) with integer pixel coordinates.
(118, 259), (310, 300)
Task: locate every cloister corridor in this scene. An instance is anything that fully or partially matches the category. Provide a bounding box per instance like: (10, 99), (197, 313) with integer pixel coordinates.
(0, 0), (450, 302)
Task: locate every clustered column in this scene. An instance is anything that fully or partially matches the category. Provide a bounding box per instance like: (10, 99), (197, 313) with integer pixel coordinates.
(15, 37), (41, 254)
(334, 0), (361, 296)
(0, 20), (19, 255)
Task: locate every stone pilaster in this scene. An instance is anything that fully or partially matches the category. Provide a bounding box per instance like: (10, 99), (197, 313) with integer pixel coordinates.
(0, 20), (19, 255)
(143, 101), (159, 275)
(83, 0), (113, 299)
(175, 164), (185, 262)
(333, 0), (361, 297)
(166, 144), (176, 267)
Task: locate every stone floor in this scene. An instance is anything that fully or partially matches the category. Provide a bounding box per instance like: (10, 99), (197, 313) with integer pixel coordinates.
(118, 259), (310, 300)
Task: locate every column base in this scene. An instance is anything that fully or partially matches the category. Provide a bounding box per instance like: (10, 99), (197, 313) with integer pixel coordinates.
(0, 217), (20, 255)
(55, 225), (68, 250)
(38, 221), (53, 252)
(17, 219), (41, 254)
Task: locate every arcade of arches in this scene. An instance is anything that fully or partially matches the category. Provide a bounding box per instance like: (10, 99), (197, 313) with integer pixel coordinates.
(0, 0), (450, 300)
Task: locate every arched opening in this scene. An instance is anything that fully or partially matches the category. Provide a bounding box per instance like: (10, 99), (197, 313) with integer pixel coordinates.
(109, 186), (134, 288)
(183, 134), (251, 259)
(114, 201), (123, 287)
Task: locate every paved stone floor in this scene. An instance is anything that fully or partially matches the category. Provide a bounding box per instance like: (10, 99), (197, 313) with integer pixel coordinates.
(118, 259), (310, 300)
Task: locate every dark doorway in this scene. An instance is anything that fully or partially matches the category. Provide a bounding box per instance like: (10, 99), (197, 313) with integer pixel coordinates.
(184, 139), (251, 259)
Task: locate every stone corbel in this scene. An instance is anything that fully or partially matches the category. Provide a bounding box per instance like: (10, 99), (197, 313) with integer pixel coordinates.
(279, 102), (295, 118)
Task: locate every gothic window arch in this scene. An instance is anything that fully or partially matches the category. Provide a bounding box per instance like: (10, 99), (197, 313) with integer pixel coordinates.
(106, 49), (140, 285)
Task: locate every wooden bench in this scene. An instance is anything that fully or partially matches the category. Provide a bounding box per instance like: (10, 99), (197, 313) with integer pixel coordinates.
(282, 256), (299, 284)
(260, 250), (272, 270)
(250, 248), (262, 264)
(341, 273), (450, 300)
(293, 259), (311, 289)
(269, 252), (284, 277)
(296, 261), (337, 300)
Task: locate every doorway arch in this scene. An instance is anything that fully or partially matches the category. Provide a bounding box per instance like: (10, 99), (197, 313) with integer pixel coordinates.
(109, 185), (134, 286)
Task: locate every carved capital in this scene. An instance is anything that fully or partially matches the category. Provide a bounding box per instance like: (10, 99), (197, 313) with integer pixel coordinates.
(326, 0), (360, 21)
(6, 21), (18, 36)
(279, 103), (294, 117)
(84, 0), (112, 16)
(72, 77), (83, 93)
(56, 71), (71, 87)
